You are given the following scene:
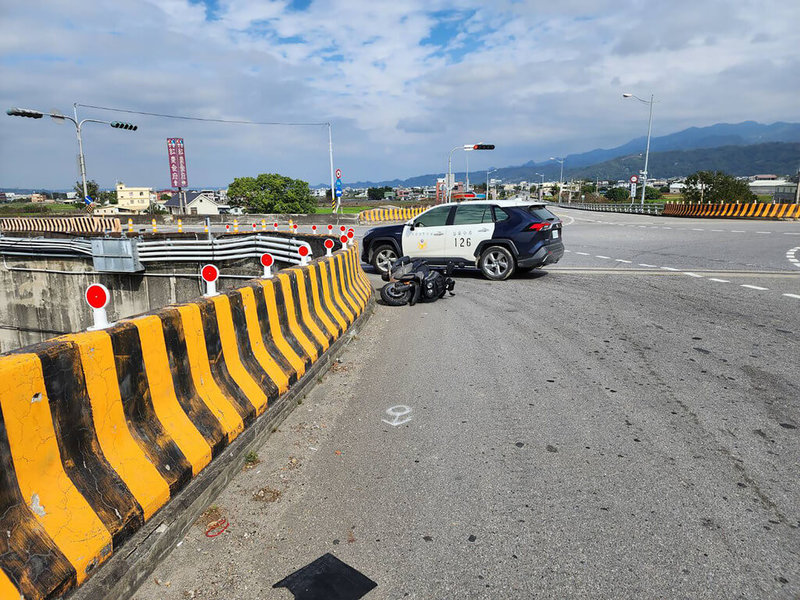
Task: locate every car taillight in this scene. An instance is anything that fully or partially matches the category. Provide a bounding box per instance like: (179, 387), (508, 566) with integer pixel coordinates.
(528, 222), (550, 231)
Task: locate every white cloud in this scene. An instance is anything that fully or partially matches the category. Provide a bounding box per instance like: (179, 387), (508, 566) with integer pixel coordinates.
(0, 0), (798, 189)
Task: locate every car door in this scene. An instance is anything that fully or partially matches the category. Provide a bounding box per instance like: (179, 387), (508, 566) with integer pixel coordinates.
(446, 204), (495, 261)
(402, 205), (453, 260)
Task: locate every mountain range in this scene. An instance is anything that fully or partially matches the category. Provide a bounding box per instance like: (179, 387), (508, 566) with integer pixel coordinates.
(339, 121), (800, 188)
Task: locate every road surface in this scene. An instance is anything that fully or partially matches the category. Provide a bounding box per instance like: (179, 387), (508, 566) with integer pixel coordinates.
(135, 208), (800, 599)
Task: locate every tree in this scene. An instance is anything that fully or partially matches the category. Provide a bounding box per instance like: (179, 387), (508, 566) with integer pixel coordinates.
(605, 187), (631, 202)
(97, 190), (117, 205)
(682, 170), (756, 204)
(580, 182), (597, 194)
(74, 179), (99, 202)
(644, 186), (662, 200)
(367, 186), (393, 200)
(160, 193), (171, 201)
(227, 173), (316, 214)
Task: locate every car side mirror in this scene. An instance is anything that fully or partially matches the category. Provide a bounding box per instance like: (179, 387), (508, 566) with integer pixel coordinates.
(409, 222), (415, 230)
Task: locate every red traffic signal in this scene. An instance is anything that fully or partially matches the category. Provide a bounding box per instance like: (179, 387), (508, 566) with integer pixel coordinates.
(473, 144), (495, 150)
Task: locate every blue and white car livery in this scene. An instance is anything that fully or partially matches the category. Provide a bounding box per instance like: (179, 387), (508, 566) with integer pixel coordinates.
(362, 200), (564, 280)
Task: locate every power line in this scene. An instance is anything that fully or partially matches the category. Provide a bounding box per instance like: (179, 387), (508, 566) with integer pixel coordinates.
(75, 103), (329, 127)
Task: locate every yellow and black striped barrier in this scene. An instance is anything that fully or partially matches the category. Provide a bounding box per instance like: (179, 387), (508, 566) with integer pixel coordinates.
(662, 202), (799, 219)
(0, 244), (371, 600)
(0, 216), (122, 234)
(358, 206), (427, 224)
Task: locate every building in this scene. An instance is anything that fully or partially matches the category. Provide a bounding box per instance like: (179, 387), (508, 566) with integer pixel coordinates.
(669, 182), (687, 194)
(163, 190), (221, 215)
(749, 179), (789, 197)
(116, 183), (154, 213)
(29, 193), (48, 203)
(773, 183), (798, 204)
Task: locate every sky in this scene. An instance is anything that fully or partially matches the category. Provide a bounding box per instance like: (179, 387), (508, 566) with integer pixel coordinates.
(1, 0), (798, 190)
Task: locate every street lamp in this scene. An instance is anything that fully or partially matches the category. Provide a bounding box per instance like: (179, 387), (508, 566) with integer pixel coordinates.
(486, 169), (497, 200)
(535, 172), (545, 202)
(622, 92), (655, 206)
(6, 103), (137, 203)
(549, 157), (565, 202)
(447, 143), (494, 203)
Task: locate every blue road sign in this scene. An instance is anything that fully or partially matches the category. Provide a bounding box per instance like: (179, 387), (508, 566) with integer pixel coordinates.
(84, 196), (93, 205)
(335, 189), (343, 197)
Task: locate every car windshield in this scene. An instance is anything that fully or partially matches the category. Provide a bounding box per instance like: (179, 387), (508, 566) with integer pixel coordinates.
(527, 206), (558, 221)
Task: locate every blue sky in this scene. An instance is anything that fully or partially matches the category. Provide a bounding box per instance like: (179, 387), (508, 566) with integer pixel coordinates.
(1, 0), (798, 189)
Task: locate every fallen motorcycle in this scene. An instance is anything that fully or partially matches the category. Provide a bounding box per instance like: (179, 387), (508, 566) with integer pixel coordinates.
(380, 256), (455, 306)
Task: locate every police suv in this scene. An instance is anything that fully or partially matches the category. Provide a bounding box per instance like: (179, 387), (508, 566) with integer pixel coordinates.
(362, 200), (564, 280)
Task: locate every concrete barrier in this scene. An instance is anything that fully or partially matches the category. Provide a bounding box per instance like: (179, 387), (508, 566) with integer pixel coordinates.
(359, 206), (426, 224)
(0, 216), (122, 233)
(662, 202), (799, 219)
(0, 243), (371, 600)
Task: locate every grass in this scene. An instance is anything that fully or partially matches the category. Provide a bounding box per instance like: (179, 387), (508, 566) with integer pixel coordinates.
(0, 202), (87, 216)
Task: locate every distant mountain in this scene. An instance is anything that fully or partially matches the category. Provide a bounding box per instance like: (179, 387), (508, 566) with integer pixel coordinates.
(568, 142), (800, 180)
(335, 121), (800, 188)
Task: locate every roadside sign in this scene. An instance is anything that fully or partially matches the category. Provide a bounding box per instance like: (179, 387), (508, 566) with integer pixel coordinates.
(335, 168), (342, 179)
(629, 175), (639, 184)
(85, 284), (110, 309)
(335, 189), (342, 197)
(201, 264), (219, 282)
(335, 179), (342, 190)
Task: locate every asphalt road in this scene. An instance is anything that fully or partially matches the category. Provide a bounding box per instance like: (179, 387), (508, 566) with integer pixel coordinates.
(136, 209), (800, 600)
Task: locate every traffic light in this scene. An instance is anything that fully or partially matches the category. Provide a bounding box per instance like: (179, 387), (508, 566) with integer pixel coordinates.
(6, 107), (43, 119)
(110, 121), (138, 131)
(473, 144), (495, 150)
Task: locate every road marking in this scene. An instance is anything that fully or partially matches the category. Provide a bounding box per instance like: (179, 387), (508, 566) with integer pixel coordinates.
(595, 255), (611, 259)
(564, 249), (571, 252)
(731, 230), (745, 233)
(692, 228), (705, 231)
(756, 231), (772, 234)
(784, 293), (800, 299)
(784, 232), (800, 235)
(382, 405), (413, 427)
(615, 259), (632, 263)
(576, 251), (590, 256)
(683, 272), (703, 278)
(708, 278), (730, 283)
(661, 266), (679, 271)
(711, 229), (724, 232)
(787, 247), (800, 269)
(740, 284), (768, 291)
(662, 227), (672, 229)
(638, 263), (658, 268)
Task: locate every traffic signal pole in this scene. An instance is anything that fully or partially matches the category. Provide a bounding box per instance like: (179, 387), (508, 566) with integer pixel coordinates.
(7, 103), (137, 205)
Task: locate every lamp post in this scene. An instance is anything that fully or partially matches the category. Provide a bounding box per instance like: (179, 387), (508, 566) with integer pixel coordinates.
(486, 169), (497, 200)
(622, 92), (655, 206)
(549, 157), (565, 202)
(6, 103), (137, 203)
(447, 143), (494, 203)
(535, 172), (545, 202)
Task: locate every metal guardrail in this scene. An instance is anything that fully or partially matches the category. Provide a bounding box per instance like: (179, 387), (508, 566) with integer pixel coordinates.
(137, 234), (308, 264)
(0, 233), (310, 272)
(0, 235), (94, 258)
(549, 202), (665, 215)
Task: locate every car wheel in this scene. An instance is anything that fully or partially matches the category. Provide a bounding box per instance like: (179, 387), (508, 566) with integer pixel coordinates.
(380, 282), (412, 306)
(371, 244), (398, 274)
(479, 246), (515, 280)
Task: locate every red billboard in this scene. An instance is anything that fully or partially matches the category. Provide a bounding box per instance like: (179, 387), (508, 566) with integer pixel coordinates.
(167, 138), (188, 188)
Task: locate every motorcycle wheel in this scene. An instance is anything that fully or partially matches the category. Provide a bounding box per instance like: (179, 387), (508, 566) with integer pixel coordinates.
(380, 282), (412, 306)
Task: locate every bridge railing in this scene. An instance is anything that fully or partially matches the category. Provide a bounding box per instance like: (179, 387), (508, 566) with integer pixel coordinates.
(549, 202), (665, 215)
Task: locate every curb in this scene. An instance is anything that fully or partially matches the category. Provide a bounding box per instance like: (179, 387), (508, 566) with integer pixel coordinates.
(358, 206), (425, 224)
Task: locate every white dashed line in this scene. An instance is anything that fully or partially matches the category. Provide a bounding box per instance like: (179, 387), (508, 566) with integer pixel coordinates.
(708, 278), (730, 283)
(661, 266), (679, 271)
(662, 227), (672, 229)
(711, 229), (724, 232)
(731, 230), (745, 233)
(683, 272), (703, 278)
(784, 294), (800, 299)
(596, 255), (611, 259)
(784, 232), (800, 235)
(615, 259), (632, 263)
(576, 252), (590, 256)
(741, 284), (769, 291)
(692, 228), (705, 231)
(638, 263), (658, 268)
(756, 231), (772, 234)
